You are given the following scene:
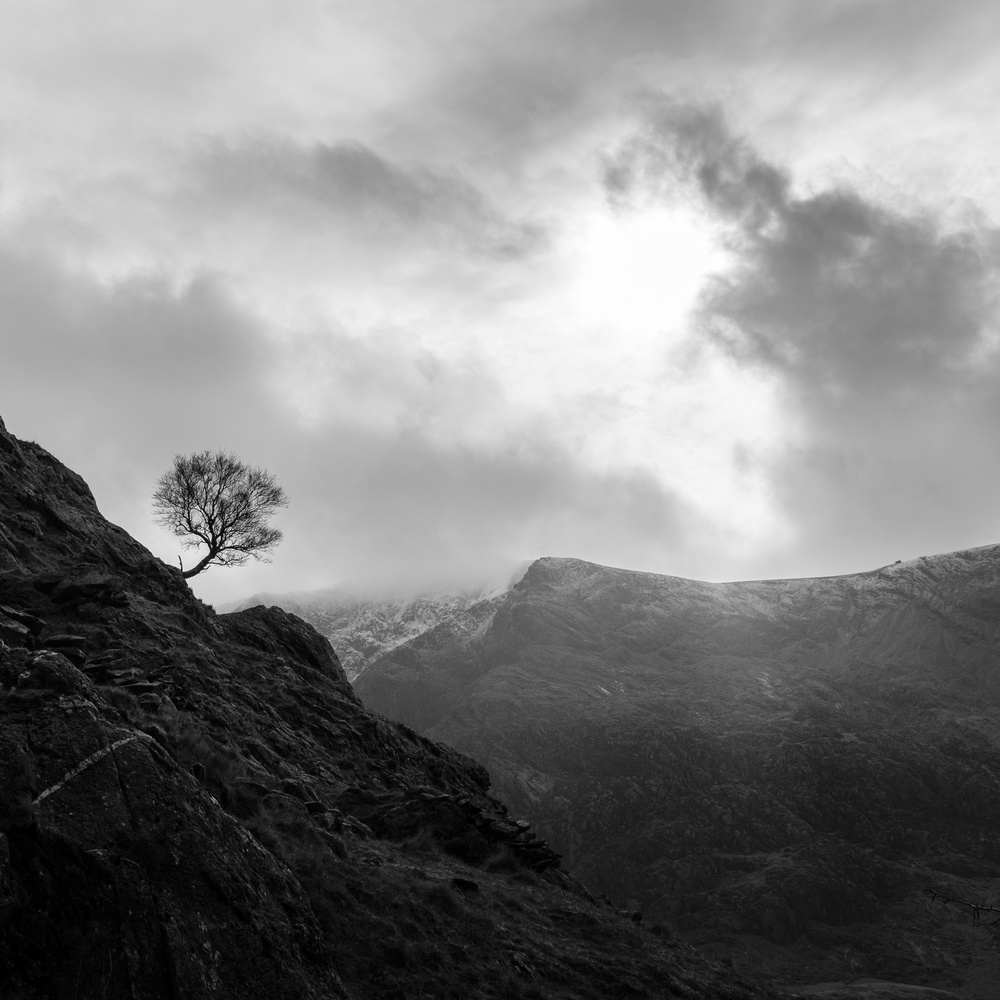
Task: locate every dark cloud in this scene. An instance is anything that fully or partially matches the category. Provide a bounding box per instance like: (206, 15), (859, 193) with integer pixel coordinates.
(187, 136), (545, 259)
(410, 0), (758, 161)
(606, 99), (1000, 570)
(402, 0), (1000, 172)
(0, 243), (280, 521)
(607, 101), (999, 393)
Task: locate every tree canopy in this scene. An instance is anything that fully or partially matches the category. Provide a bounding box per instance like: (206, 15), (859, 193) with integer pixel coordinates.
(153, 451), (288, 579)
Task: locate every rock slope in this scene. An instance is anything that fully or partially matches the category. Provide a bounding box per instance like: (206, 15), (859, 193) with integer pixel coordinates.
(353, 554), (1000, 996)
(0, 415), (775, 1000)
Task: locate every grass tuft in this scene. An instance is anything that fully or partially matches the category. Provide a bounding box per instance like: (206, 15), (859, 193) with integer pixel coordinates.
(484, 845), (525, 874)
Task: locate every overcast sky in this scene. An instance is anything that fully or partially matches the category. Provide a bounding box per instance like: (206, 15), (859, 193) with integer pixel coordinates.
(3, 0), (1000, 605)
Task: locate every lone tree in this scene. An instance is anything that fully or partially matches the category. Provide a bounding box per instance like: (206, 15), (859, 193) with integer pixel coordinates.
(153, 451), (288, 579)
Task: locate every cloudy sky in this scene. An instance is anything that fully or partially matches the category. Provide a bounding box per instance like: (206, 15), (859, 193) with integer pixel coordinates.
(3, 0), (1000, 605)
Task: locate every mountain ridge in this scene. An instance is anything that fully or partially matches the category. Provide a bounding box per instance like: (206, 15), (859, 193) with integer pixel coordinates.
(342, 546), (1000, 995)
(231, 546), (1000, 685)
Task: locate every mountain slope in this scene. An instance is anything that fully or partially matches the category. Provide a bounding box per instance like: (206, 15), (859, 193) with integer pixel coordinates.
(353, 554), (1000, 994)
(0, 416), (777, 1000)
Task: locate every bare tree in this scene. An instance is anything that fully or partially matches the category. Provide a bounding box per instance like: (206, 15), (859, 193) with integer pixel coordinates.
(153, 451), (288, 579)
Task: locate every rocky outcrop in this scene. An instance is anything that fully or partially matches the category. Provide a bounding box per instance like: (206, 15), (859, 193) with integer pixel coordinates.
(335, 785), (563, 872)
(0, 416), (778, 999)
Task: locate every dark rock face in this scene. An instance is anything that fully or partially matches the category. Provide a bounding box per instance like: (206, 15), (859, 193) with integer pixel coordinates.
(2, 681), (334, 999)
(0, 417), (775, 999)
(354, 553), (1000, 988)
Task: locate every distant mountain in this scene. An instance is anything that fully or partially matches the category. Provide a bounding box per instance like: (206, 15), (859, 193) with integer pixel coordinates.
(349, 552), (1000, 991)
(225, 564), (528, 682)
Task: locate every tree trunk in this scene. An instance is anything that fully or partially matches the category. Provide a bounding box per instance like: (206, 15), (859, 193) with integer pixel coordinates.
(182, 549), (218, 578)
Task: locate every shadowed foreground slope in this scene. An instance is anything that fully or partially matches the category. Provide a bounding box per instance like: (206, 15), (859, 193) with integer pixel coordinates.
(0, 415), (780, 999)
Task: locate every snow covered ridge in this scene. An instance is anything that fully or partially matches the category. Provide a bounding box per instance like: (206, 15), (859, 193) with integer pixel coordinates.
(226, 545), (1000, 681)
(526, 545), (1000, 630)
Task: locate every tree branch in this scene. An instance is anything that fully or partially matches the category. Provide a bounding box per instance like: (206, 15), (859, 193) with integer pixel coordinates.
(924, 888), (1000, 927)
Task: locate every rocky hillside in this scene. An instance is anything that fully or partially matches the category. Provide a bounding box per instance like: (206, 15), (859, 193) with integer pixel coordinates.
(352, 554), (1000, 997)
(0, 414), (784, 1000)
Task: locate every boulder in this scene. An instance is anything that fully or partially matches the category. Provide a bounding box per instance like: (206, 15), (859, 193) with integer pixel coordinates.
(0, 613), (31, 648)
(0, 605), (44, 635)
